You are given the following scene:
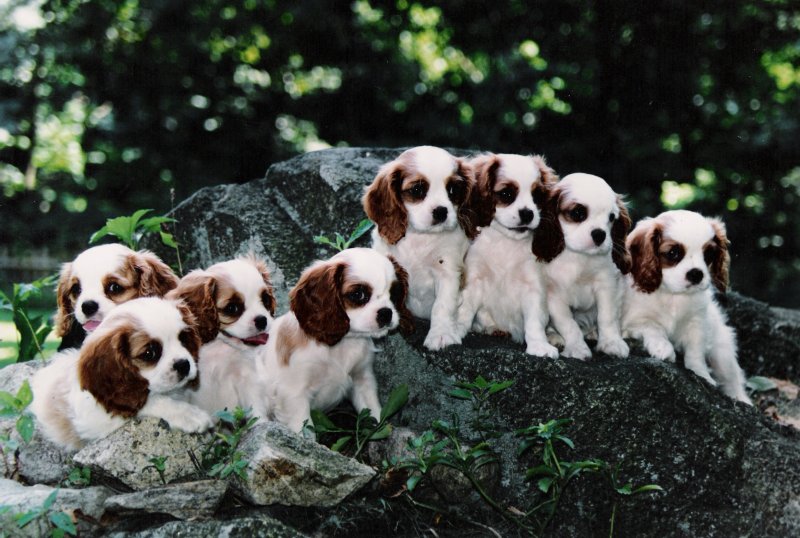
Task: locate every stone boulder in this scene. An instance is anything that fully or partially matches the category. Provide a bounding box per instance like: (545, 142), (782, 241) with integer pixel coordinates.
(144, 147), (800, 537)
(103, 479), (229, 520)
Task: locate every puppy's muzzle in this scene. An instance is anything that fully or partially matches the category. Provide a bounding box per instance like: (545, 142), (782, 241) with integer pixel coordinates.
(432, 206), (448, 224)
(376, 308), (393, 328)
(173, 359), (191, 379)
(591, 229), (606, 246)
(686, 269), (704, 285)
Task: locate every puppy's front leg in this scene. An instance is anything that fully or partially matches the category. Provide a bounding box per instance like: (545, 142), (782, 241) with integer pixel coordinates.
(137, 395), (214, 433)
(274, 393), (312, 434)
(548, 295), (591, 360)
(350, 365), (382, 421)
(682, 318), (716, 387)
(522, 291), (558, 358)
(630, 324), (676, 362)
(424, 267), (462, 350)
(594, 279), (629, 358)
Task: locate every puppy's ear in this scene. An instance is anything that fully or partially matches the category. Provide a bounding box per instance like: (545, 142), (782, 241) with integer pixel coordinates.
(55, 262), (76, 338)
(166, 271), (219, 344)
(290, 261), (349, 346)
(130, 250), (179, 297)
(629, 220), (662, 293)
(708, 218), (730, 294)
(455, 159), (480, 240)
(532, 185), (565, 262)
(247, 254), (277, 315)
(532, 155), (559, 187)
(363, 161), (408, 245)
(388, 256), (414, 335)
(78, 326), (149, 417)
(612, 196), (633, 274)
(466, 154), (501, 228)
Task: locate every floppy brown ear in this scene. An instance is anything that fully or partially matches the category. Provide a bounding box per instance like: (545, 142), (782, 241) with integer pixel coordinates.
(363, 161), (408, 245)
(166, 271), (219, 344)
(455, 158), (480, 240)
(532, 185), (565, 262)
(466, 154), (500, 228)
(612, 196), (633, 274)
(55, 262), (75, 338)
(130, 250), (179, 297)
(708, 218), (730, 294)
(532, 155), (559, 187)
(78, 326), (149, 417)
(388, 256), (414, 335)
(247, 254), (277, 315)
(290, 261), (349, 346)
(629, 221), (662, 293)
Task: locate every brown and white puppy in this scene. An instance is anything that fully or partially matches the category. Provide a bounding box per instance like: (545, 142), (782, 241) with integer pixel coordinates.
(256, 248), (411, 433)
(456, 153), (560, 357)
(621, 210), (750, 403)
(55, 243), (179, 350)
(167, 255), (276, 416)
(30, 297), (214, 450)
(532, 173), (632, 360)
(363, 146), (478, 350)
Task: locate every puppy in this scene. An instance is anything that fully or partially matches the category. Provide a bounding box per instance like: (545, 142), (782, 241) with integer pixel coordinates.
(55, 243), (179, 350)
(621, 210), (750, 404)
(532, 173), (632, 359)
(31, 297), (214, 450)
(167, 255), (276, 417)
(256, 248), (411, 433)
(456, 153), (559, 358)
(363, 146), (478, 350)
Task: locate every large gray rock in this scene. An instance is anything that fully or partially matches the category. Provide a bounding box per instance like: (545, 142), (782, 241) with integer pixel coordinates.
(104, 514), (307, 537)
(235, 421), (375, 507)
(73, 417), (206, 491)
(142, 147), (800, 536)
(103, 479), (229, 520)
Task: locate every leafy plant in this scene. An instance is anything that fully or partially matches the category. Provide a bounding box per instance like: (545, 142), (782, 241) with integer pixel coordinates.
(746, 375), (778, 394)
(0, 275), (58, 365)
(313, 219), (374, 252)
(449, 375), (513, 441)
(89, 209), (179, 252)
(1, 489), (77, 537)
(143, 456), (169, 486)
(61, 466), (91, 488)
(0, 380), (36, 478)
(192, 406), (258, 480)
(311, 384), (408, 460)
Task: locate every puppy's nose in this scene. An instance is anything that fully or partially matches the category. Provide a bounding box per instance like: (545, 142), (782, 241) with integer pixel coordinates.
(432, 206), (448, 224)
(254, 315), (267, 331)
(518, 208), (534, 225)
(686, 269), (704, 285)
(173, 359), (191, 379)
(591, 229), (607, 246)
(376, 308), (393, 328)
(81, 300), (99, 317)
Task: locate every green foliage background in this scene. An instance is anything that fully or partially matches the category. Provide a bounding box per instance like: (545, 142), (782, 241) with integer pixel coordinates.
(0, 0), (798, 306)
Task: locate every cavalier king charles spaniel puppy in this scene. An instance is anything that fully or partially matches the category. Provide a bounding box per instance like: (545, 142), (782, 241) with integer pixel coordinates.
(532, 173), (632, 360)
(621, 210), (750, 404)
(31, 297), (214, 450)
(363, 146), (478, 350)
(256, 248), (411, 433)
(455, 153), (560, 358)
(166, 255), (276, 416)
(55, 243), (179, 350)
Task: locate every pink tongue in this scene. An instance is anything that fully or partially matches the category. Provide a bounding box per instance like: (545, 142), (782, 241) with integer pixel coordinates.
(83, 320), (101, 332)
(243, 333), (269, 346)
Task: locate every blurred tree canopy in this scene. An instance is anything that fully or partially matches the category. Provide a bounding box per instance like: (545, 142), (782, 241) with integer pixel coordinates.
(0, 0), (798, 306)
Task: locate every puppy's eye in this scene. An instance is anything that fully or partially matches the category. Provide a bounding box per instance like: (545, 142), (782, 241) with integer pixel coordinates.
(223, 302), (243, 316)
(105, 282), (124, 295)
(609, 213), (616, 222)
(568, 205), (587, 222)
(495, 187), (515, 204)
(408, 182), (427, 200)
(346, 286), (371, 306)
(703, 246), (717, 265)
(446, 180), (466, 202)
(141, 342), (162, 363)
(665, 246), (684, 263)
(70, 283), (81, 297)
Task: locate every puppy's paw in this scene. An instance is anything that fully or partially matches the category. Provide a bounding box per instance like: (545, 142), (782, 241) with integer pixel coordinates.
(170, 409), (214, 434)
(597, 337), (630, 358)
(562, 340), (592, 360)
(645, 339), (676, 362)
(546, 331), (565, 348)
(526, 340), (559, 359)
(424, 329), (461, 350)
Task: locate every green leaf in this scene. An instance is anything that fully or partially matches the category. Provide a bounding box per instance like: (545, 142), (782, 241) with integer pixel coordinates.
(448, 388), (472, 400)
(555, 435), (575, 449)
(330, 435), (352, 452)
(139, 216), (175, 233)
(42, 489), (59, 510)
(347, 219), (374, 244)
(526, 465), (557, 478)
(16, 414), (34, 443)
(746, 376), (777, 393)
(406, 474), (422, 492)
(0, 391), (18, 410)
(310, 409), (336, 431)
(16, 380), (33, 408)
(48, 511), (77, 536)
(632, 484), (664, 495)
(369, 424), (393, 440)
(88, 225), (110, 244)
(313, 235), (336, 247)
(159, 231), (178, 249)
(15, 509), (41, 527)
(487, 379), (514, 394)
(380, 384), (408, 421)
(537, 477), (553, 493)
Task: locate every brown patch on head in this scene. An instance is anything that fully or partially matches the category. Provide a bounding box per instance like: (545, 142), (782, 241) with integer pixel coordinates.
(342, 282), (373, 310)
(55, 262), (76, 337)
(707, 218), (730, 293)
(532, 155), (559, 187)
(612, 196), (633, 274)
(388, 256), (414, 335)
(102, 270), (139, 306)
(166, 271), (220, 344)
(78, 320), (150, 417)
(658, 240), (686, 268)
(465, 154), (501, 227)
(290, 260), (349, 346)
(628, 220), (664, 293)
(454, 159), (479, 240)
(363, 155), (413, 245)
(275, 315), (310, 366)
(532, 184), (566, 262)
(127, 250), (179, 297)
